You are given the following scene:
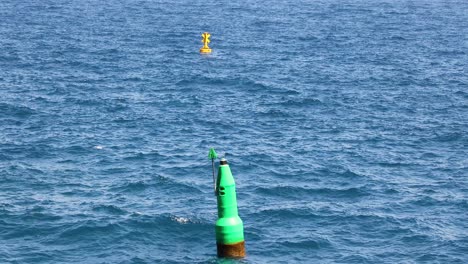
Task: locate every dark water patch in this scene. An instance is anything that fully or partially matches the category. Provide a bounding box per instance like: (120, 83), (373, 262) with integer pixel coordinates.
(61, 145), (93, 155)
(434, 50), (466, 57)
(387, 35), (406, 41)
(10, 252), (54, 264)
(280, 239), (325, 250)
(11, 210), (63, 223)
(278, 97), (322, 107)
(297, 35), (319, 42)
(454, 90), (468, 99)
(401, 234), (432, 244)
(92, 204), (127, 215)
(104, 103), (130, 112)
(64, 97), (104, 107)
(0, 53), (21, 63)
(458, 200), (468, 210)
(338, 254), (371, 263)
(176, 76), (229, 87)
(376, 161), (413, 167)
(175, 75), (297, 95)
(422, 188), (437, 195)
(2, 219), (62, 240)
(384, 188), (399, 195)
(420, 152), (439, 159)
(254, 207), (318, 221)
(255, 108), (291, 118)
(316, 167), (366, 179)
(100, 167), (132, 175)
(415, 253), (462, 263)
(59, 189), (103, 198)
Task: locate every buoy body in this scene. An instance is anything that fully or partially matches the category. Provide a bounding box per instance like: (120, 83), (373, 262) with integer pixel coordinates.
(215, 159), (245, 258)
(200, 32), (212, 53)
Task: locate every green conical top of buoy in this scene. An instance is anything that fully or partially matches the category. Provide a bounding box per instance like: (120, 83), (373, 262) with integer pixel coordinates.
(208, 148), (218, 160)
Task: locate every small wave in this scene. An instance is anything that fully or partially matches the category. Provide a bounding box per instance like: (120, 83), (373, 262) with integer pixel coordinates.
(434, 50), (466, 56)
(280, 239), (330, 250)
(401, 234), (431, 243)
(416, 253), (460, 262)
(298, 35), (319, 41)
(176, 75), (227, 87)
(15, 209), (62, 222)
(253, 207), (318, 221)
(110, 177), (201, 195)
(256, 108), (291, 118)
(431, 132), (463, 142)
(176, 75), (287, 93)
(90, 48), (119, 56)
(104, 103), (129, 112)
(279, 97), (322, 107)
(255, 185), (369, 199)
(100, 167), (131, 175)
(0, 54), (20, 63)
(420, 152), (439, 159)
(58, 221), (122, 241)
(377, 161), (413, 167)
(410, 196), (441, 207)
(113, 180), (149, 192)
(0, 202), (14, 210)
(339, 169), (364, 178)
(316, 167), (365, 179)
(64, 97), (102, 107)
(384, 188), (399, 195)
(123, 151), (163, 161)
(0, 103), (37, 118)
(387, 35), (406, 41)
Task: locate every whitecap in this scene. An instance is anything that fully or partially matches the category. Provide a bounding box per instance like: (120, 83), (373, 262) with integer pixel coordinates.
(172, 216), (190, 224)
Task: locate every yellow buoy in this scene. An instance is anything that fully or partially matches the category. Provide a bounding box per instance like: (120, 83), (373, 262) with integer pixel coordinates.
(200, 32), (212, 54)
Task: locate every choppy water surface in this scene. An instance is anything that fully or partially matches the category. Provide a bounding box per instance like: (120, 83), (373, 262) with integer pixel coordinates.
(1, 0), (467, 263)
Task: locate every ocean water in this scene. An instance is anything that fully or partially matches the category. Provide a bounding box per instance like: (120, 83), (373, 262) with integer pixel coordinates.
(0, 0), (467, 263)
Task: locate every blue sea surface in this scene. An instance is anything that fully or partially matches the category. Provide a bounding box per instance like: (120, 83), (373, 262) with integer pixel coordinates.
(1, 0), (467, 263)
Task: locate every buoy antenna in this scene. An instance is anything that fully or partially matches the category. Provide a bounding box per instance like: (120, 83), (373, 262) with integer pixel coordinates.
(208, 147), (218, 194)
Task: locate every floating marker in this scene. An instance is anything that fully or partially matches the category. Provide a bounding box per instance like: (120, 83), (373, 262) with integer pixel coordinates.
(200, 32), (212, 53)
(214, 157), (245, 258)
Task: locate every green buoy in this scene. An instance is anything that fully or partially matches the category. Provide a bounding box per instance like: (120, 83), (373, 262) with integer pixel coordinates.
(213, 155), (246, 258)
